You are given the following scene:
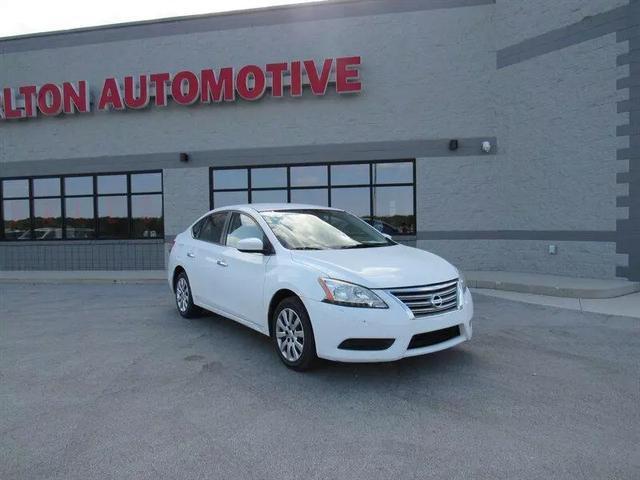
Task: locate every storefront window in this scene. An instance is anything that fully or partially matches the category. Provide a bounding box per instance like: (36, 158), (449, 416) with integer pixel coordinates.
(0, 170), (163, 241)
(210, 160), (416, 235)
(252, 189), (287, 203)
(252, 167), (287, 188)
(291, 188), (329, 206)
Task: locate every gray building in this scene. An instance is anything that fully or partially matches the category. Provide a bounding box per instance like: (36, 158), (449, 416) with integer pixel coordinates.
(0, 0), (638, 280)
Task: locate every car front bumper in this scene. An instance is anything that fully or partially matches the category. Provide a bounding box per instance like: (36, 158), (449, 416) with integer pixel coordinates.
(303, 288), (473, 362)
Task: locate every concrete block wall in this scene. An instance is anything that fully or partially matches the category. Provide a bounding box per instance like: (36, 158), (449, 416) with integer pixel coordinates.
(0, 240), (164, 271)
(0, 0), (637, 278)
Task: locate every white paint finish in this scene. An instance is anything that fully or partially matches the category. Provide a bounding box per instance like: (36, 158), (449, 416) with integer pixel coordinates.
(168, 204), (473, 363)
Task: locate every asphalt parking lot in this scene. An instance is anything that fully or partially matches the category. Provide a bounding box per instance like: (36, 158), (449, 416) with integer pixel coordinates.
(1, 282), (638, 480)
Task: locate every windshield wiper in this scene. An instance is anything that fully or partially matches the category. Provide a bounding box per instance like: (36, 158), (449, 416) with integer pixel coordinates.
(292, 247), (324, 250)
(339, 243), (386, 249)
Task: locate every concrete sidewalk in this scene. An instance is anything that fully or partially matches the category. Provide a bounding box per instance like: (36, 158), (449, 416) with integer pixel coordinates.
(0, 270), (167, 283)
(474, 289), (640, 319)
(466, 271), (640, 299)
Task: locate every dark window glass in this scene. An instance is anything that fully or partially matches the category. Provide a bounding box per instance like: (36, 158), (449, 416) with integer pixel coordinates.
(330, 164), (369, 186)
(2, 179), (29, 198)
(213, 169), (248, 190)
(330, 187), (370, 216)
(192, 217), (207, 238)
(225, 213), (266, 249)
(214, 191), (248, 208)
(290, 165), (327, 187)
(98, 196), (128, 238)
(199, 212), (227, 244)
(65, 197), (95, 239)
(131, 194), (163, 238)
(372, 186), (415, 234)
(291, 188), (328, 206)
(372, 162), (413, 184)
(33, 198), (62, 238)
(131, 173), (162, 193)
(65, 176), (93, 196)
(251, 167), (287, 188)
(97, 175), (127, 194)
(251, 189), (287, 204)
(33, 177), (60, 197)
(3, 199), (30, 240)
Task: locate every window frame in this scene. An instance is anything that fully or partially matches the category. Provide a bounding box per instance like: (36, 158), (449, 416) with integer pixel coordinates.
(209, 159), (417, 236)
(0, 170), (164, 241)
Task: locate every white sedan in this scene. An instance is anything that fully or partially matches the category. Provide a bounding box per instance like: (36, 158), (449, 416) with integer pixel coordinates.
(168, 204), (473, 370)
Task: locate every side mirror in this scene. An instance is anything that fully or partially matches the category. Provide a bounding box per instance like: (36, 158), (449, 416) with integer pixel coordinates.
(237, 237), (265, 253)
(382, 233), (392, 240)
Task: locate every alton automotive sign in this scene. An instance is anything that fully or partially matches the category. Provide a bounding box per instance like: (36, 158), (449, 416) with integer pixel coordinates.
(0, 56), (361, 120)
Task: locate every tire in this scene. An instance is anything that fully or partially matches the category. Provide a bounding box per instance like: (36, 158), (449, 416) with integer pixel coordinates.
(174, 271), (201, 318)
(272, 296), (318, 371)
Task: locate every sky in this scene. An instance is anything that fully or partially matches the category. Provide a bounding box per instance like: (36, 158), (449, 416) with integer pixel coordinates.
(1, 0), (323, 38)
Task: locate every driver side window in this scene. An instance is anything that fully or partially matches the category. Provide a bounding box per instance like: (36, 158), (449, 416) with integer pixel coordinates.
(225, 213), (265, 249)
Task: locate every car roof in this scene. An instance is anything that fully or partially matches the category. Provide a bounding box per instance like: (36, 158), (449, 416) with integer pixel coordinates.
(213, 203), (342, 213)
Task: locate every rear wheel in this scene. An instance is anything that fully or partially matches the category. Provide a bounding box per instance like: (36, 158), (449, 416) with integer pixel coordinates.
(174, 271), (201, 318)
(272, 297), (317, 371)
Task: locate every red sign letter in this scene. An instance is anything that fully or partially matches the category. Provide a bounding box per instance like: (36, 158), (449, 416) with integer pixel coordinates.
(336, 56), (362, 94)
(62, 81), (89, 114)
(150, 73), (170, 107)
(3, 88), (24, 119)
(236, 65), (266, 101)
(19, 85), (37, 117)
(124, 75), (149, 109)
(290, 61), (302, 97)
(38, 83), (63, 116)
(304, 59), (332, 95)
(201, 68), (235, 103)
(172, 71), (200, 105)
(98, 78), (124, 111)
(266, 62), (287, 97)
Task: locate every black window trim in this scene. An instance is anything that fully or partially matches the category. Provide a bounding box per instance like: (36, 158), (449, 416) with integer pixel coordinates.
(210, 159), (416, 236)
(0, 169), (164, 241)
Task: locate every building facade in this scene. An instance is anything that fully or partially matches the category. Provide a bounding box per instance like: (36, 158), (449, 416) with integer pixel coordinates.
(0, 0), (638, 280)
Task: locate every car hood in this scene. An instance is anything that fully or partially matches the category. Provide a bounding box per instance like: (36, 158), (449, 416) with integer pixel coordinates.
(290, 244), (459, 289)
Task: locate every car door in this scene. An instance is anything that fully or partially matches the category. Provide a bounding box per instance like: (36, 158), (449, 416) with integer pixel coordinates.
(186, 211), (229, 310)
(216, 212), (272, 328)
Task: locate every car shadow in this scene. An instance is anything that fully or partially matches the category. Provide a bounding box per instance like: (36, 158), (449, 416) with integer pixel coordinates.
(176, 307), (478, 382)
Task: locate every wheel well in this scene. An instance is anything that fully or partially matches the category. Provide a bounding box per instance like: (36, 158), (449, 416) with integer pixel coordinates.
(172, 266), (186, 290)
(267, 289), (299, 337)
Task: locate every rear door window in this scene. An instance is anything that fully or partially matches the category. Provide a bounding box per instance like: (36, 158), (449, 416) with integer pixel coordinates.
(196, 212), (228, 244)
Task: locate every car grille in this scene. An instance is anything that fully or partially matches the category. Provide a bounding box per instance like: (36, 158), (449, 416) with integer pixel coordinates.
(387, 278), (459, 317)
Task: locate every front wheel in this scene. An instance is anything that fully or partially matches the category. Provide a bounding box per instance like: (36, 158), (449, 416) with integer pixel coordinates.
(174, 271), (201, 318)
(272, 297), (318, 371)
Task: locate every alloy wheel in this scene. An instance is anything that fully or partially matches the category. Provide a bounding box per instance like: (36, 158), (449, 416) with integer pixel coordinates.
(176, 277), (190, 313)
(275, 308), (305, 362)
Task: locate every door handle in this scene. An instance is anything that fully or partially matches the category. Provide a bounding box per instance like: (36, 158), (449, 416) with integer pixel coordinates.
(216, 260), (228, 267)
(187, 252), (195, 258)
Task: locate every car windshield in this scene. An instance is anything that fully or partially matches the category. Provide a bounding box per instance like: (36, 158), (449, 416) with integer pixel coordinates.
(260, 209), (395, 250)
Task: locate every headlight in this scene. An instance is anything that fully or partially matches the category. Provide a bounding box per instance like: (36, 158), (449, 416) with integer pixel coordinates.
(318, 278), (388, 309)
(458, 272), (468, 292)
